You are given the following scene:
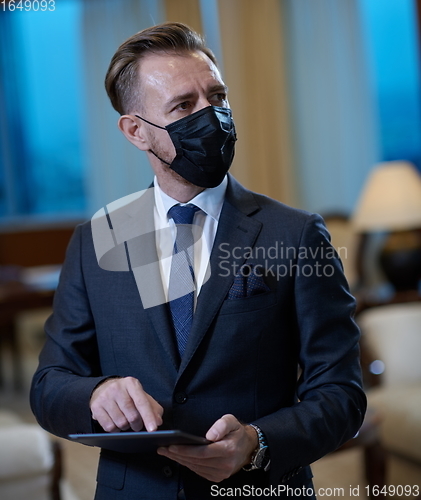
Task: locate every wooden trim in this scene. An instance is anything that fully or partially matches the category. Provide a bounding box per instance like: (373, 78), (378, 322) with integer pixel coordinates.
(0, 225), (78, 267)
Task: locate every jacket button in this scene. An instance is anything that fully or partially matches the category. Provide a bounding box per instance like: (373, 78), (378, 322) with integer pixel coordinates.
(174, 392), (188, 404)
(162, 466), (173, 477)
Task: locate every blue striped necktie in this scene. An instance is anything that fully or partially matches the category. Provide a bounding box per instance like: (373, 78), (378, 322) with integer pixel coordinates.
(168, 204), (200, 357)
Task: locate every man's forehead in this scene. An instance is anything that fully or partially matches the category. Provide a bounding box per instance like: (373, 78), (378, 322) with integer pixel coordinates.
(138, 50), (223, 91)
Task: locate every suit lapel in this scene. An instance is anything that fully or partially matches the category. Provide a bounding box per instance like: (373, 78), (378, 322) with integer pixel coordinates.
(178, 176), (262, 376)
(114, 186), (180, 370)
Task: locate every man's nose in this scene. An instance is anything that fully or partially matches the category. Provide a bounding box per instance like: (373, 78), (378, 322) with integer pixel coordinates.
(195, 97), (212, 112)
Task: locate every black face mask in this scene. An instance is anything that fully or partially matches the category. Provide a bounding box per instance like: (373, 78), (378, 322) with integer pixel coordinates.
(136, 106), (237, 188)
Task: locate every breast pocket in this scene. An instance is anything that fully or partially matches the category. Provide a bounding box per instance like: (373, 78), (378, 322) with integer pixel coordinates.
(218, 290), (277, 315)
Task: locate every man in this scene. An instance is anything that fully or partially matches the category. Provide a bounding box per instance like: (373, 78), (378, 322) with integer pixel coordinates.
(31, 22), (366, 500)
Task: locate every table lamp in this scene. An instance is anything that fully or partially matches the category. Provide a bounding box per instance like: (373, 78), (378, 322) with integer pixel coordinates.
(352, 161), (421, 291)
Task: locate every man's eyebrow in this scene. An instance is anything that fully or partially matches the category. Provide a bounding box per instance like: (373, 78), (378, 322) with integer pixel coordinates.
(165, 85), (229, 110)
(208, 84), (229, 94)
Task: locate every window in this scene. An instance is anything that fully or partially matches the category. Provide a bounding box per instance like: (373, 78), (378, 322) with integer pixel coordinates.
(0, 0), (86, 217)
(359, 0), (421, 168)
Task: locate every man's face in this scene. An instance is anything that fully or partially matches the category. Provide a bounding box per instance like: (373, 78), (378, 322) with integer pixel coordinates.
(135, 50), (229, 182)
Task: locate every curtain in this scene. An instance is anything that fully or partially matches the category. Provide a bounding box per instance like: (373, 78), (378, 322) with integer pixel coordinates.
(218, 0), (297, 206)
(81, 0), (164, 214)
(283, 0), (379, 215)
(164, 0), (202, 33)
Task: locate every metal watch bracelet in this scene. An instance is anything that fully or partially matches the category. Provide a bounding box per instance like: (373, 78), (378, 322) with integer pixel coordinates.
(243, 424), (270, 472)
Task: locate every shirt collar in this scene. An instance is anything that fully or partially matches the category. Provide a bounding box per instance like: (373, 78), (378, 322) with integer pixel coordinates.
(154, 175), (228, 223)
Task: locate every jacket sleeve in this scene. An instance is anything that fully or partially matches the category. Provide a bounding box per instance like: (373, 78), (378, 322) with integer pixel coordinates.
(254, 214), (366, 484)
(30, 223), (110, 439)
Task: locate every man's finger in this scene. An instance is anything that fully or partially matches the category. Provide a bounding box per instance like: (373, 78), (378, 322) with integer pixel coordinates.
(159, 443), (214, 459)
(206, 414), (240, 441)
(92, 404), (127, 432)
(90, 377), (164, 432)
(157, 444), (236, 483)
(127, 383), (163, 432)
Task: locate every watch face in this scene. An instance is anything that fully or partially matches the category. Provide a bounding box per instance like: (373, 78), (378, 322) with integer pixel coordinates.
(254, 446), (268, 468)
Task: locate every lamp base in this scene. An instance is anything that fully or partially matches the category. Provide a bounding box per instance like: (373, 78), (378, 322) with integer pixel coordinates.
(379, 230), (421, 291)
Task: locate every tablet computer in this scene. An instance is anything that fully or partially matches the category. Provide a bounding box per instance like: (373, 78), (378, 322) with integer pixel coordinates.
(69, 430), (211, 454)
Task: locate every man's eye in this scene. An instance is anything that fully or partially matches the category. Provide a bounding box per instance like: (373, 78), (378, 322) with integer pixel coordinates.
(176, 102), (190, 111)
(210, 94), (227, 105)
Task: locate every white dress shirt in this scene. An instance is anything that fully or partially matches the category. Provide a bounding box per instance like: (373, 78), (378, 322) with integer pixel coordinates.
(153, 175), (227, 302)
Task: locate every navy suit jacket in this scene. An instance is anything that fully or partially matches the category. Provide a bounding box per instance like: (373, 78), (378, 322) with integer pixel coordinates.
(31, 175), (366, 499)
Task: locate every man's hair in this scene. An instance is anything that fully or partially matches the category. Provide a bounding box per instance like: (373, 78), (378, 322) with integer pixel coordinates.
(105, 22), (217, 115)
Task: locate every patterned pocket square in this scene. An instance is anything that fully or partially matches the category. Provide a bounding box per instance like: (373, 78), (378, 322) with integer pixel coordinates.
(228, 264), (270, 300)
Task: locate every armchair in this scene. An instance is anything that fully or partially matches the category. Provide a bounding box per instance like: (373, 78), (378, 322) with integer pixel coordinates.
(358, 302), (421, 487)
(0, 410), (62, 500)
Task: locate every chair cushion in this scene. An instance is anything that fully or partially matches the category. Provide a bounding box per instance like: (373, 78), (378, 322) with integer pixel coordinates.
(0, 424), (53, 480)
(359, 303), (421, 385)
(368, 383), (421, 463)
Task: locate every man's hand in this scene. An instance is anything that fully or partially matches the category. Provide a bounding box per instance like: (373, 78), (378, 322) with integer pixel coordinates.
(157, 414), (258, 483)
(90, 377), (163, 433)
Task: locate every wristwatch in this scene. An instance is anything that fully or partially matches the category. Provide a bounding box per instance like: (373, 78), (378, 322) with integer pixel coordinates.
(243, 424), (271, 472)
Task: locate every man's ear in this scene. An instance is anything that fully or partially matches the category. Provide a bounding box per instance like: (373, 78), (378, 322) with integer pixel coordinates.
(118, 115), (150, 151)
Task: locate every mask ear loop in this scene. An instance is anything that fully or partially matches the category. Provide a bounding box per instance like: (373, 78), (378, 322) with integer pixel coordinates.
(149, 149), (171, 166)
(135, 115), (172, 165)
(135, 114), (166, 130)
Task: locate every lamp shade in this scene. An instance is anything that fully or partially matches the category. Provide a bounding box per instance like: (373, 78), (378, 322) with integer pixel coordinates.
(352, 161), (421, 231)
